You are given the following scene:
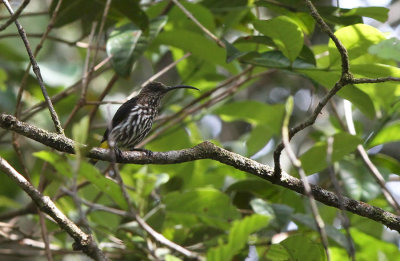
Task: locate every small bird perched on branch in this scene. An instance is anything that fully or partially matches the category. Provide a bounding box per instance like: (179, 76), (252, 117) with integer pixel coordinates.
(92, 81), (199, 163)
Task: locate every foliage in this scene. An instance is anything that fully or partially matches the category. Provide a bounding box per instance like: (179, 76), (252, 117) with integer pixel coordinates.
(0, 0), (400, 260)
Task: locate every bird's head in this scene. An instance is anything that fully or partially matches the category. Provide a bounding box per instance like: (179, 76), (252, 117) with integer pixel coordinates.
(140, 82), (199, 97)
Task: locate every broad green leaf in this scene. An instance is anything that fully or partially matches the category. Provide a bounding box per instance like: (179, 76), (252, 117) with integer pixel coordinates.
(156, 29), (236, 72)
(329, 24), (386, 67)
(255, 1), (315, 35)
(342, 7), (389, 23)
(106, 23), (142, 77)
(371, 154), (400, 175)
(72, 116), (89, 145)
(300, 132), (362, 174)
(338, 85), (375, 119)
(297, 69), (375, 117)
(206, 214), (270, 261)
(253, 16), (304, 62)
(226, 179), (279, 199)
(369, 122), (400, 147)
(167, 2), (215, 33)
(107, 16), (167, 77)
(164, 188), (240, 230)
(34, 151), (127, 208)
(111, 0), (149, 30)
(351, 64), (400, 109)
(215, 101), (285, 133)
(0, 69), (7, 91)
(241, 50), (315, 69)
(246, 124), (273, 156)
(280, 235), (326, 261)
(348, 229), (400, 260)
(50, 0), (148, 30)
(369, 38), (400, 62)
(224, 40), (249, 63)
(293, 213), (352, 253)
(241, 51), (291, 68)
(251, 199), (293, 229)
(34, 151), (72, 178)
(339, 160), (386, 201)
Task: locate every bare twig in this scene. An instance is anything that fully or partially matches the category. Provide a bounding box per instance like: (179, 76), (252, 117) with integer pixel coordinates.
(281, 97), (330, 260)
(171, 0), (225, 48)
(326, 137), (355, 260)
(0, 0), (30, 31)
(63, 22), (98, 128)
(2, 0), (64, 134)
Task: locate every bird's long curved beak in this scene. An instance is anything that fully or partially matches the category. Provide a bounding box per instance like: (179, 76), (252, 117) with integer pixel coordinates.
(166, 85), (199, 92)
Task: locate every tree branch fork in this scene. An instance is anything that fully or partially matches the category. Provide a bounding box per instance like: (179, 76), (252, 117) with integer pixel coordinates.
(1, 112), (400, 233)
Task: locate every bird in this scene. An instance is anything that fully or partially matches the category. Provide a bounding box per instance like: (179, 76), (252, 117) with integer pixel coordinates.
(91, 81), (199, 163)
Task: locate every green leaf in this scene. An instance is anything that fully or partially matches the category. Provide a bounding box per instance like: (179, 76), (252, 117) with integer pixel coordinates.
(371, 154), (400, 175)
(164, 188), (240, 230)
(206, 214), (270, 261)
(111, 0), (149, 30)
(215, 101), (285, 133)
(253, 16), (304, 62)
(369, 38), (400, 62)
(33, 151), (127, 208)
(246, 124), (273, 156)
(279, 235), (326, 261)
(255, 1), (315, 35)
(341, 7), (389, 23)
(156, 29), (235, 72)
(369, 121), (400, 147)
(338, 85), (375, 119)
(340, 160), (385, 201)
(351, 64), (400, 109)
(347, 228), (400, 260)
(34, 151), (72, 178)
(223, 39), (249, 63)
(0, 69), (7, 91)
(300, 132), (362, 174)
(72, 116), (89, 146)
(106, 16), (167, 77)
(106, 23), (142, 77)
(293, 213), (352, 253)
(329, 24), (386, 67)
(241, 51), (314, 69)
(297, 70), (375, 118)
(251, 199), (293, 229)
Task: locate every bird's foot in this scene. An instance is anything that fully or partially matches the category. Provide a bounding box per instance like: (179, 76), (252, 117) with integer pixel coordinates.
(130, 148), (153, 157)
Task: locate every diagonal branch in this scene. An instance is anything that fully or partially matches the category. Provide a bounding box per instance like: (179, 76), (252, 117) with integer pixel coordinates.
(1, 113), (400, 233)
(0, 156), (109, 261)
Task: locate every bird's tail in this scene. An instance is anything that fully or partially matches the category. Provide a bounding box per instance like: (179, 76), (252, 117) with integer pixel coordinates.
(89, 141), (109, 165)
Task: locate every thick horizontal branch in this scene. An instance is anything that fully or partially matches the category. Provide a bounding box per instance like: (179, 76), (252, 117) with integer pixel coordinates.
(1, 113), (400, 232)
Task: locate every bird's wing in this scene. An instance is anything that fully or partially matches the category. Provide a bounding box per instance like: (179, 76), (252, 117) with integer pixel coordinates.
(101, 97), (138, 143)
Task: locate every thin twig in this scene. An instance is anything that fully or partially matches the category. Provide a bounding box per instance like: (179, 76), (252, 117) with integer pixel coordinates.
(38, 210), (54, 261)
(63, 22), (98, 128)
(343, 100), (400, 214)
(0, 0), (30, 31)
(171, 0), (225, 48)
(326, 137), (355, 260)
(281, 97), (330, 260)
(3, 0), (64, 134)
